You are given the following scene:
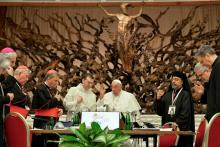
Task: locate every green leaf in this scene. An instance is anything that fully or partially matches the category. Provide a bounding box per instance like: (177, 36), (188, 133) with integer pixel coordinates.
(47, 140), (61, 143)
(106, 134), (116, 142)
(89, 133), (96, 140)
(70, 128), (89, 145)
(93, 135), (106, 144)
(91, 122), (102, 132)
(56, 121), (129, 147)
(59, 142), (74, 147)
(69, 127), (76, 134)
(103, 127), (109, 134)
(79, 123), (86, 134)
(111, 129), (123, 136)
(59, 142), (85, 147)
(58, 134), (79, 142)
(107, 135), (130, 145)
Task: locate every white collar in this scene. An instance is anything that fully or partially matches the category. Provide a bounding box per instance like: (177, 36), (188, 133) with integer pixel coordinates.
(78, 83), (91, 93)
(112, 90), (123, 98)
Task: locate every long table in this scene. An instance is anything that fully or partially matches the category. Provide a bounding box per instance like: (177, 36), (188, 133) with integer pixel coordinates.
(31, 129), (194, 147)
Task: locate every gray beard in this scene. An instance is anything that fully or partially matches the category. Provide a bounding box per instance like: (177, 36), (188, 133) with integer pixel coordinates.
(171, 84), (177, 90)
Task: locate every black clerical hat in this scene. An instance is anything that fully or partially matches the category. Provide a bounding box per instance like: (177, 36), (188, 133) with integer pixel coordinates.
(171, 71), (186, 81)
(168, 71), (191, 93)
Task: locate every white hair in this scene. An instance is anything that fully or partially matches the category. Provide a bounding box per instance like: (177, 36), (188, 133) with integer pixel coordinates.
(112, 79), (122, 86)
(0, 58), (10, 70)
(1, 52), (17, 60)
(194, 63), (209, 73)
(14, 68), (31, 76)
(195, 45), (216, 57)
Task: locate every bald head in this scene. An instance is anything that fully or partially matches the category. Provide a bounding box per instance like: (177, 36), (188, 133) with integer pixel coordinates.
(111, 79), (122, 96)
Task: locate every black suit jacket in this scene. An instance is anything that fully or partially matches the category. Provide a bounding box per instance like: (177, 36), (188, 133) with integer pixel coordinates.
(206, 57), (220, 121)
(154, 89), (195, 132)
(32, 83), (63, 129)
(0, 75), (15, 122)
(32, 83), (63, 109)
(0, 76), (11, 147)
(1, 75), (30, 108)
(0, 83), (10, 124)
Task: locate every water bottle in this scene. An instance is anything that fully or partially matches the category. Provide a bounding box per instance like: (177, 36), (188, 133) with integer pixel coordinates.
(127, 112), (132, 130)
(72, 112), (80, 126)
(49, 117), (54, 130)
(125, 112), (132, 130)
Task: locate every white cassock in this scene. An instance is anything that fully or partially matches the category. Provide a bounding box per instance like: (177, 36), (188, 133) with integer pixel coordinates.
(97, 90), (144, 126)
(63, 84), (96, 120)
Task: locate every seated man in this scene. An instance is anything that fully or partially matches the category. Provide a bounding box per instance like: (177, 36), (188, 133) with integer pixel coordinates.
(154, 71), (195, 147)
(63, 74), (96, 120)
(32, 70), (63, 147)
(97, 79), (145, 127)
(32, 69), (63, 129)
(10, 66), (31, 109)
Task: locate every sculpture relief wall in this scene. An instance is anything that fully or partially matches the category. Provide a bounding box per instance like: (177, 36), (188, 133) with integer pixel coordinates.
(1, 5), (220, 113)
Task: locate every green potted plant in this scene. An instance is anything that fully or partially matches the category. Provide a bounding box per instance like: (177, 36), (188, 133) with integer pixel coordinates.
(57, 122), (130, 147)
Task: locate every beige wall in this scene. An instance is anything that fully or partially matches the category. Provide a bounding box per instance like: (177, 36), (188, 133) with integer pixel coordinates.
(4, 5), (220, 112)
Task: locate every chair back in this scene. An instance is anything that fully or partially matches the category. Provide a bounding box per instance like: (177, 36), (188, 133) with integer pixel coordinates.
(4, 112), (31, 147)
(194, 118), (208, 147)
(158, 122), (179, 147)
(205, 113), (220, 147)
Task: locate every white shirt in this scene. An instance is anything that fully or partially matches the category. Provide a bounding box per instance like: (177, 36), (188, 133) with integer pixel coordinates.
(98, 90), (141, 112)
(63, 84), (96, 112)
(97, 90), (144, 126)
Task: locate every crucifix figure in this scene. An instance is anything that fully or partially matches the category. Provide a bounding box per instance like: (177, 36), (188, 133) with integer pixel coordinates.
(101, 3), (142, 34)
(100, 3), (143, 73)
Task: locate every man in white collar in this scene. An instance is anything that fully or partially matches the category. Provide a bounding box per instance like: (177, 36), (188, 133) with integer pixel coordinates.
(63, 74), (96, 120)
(11, 65), (31, 109)
(98, 79), (144, 126)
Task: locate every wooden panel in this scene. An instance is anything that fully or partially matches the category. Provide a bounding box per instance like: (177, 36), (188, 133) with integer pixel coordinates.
(0, 1), (220, 7)
(0, 7), (6, 37)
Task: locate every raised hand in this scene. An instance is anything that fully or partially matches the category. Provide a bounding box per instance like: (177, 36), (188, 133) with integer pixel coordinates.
(156, 89), (165, 100)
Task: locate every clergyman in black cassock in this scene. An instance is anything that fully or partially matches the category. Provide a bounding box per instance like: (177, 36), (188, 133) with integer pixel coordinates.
(0, 58), (14, 147)
(154, 71), (195, 147)
(6, 66), (32, 109)
(1, 75), (17, 115)
(206, 57), (220, 121)
(10, 77), (30, 108)
(31, 70), (63, 147)
(0, 77), (11, 147)
(32, 83), (63, 129)
(195, 45), (220, 121)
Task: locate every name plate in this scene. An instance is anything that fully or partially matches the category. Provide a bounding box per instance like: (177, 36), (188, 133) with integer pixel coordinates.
(81, 112), (120, 130)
